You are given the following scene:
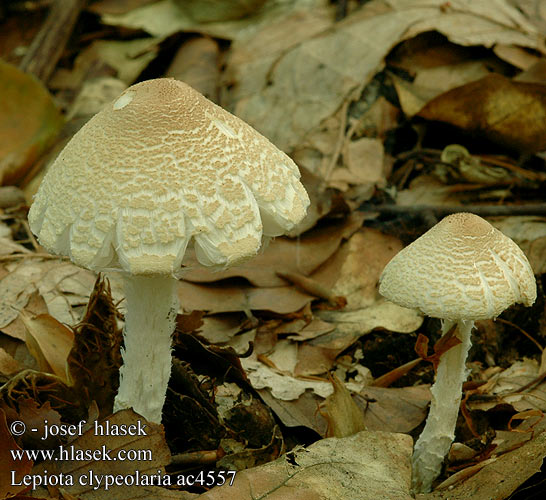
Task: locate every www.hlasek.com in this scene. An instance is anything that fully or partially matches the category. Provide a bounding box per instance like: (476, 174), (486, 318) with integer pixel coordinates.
(9, 418), (236, 491)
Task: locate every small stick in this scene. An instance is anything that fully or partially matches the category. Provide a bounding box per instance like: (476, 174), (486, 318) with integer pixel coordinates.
(371, 357), (422, 387)
(0, 253), (65, 262)
(358, 204), (546, 218)
(170, 449), (220, 467)
(276, 270), (345, 307)
(21, 219), (41, 251)
(496, 318), (543, 352)
(19, 0), (87, 82)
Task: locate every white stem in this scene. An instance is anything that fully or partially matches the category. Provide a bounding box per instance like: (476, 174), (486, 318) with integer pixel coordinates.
(113, 274), (179, 423)
(412, 319), (474, 493)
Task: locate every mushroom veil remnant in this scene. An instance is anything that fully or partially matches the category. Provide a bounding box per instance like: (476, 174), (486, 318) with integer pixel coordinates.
(379, 213), (536, 493)
(28, 78), (310, 423)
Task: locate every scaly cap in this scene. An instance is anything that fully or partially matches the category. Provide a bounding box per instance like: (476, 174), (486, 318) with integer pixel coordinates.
(379, 213), (536, 320)
(28, 79), (310, 274)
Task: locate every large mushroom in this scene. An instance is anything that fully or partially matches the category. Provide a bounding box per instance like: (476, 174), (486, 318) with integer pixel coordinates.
(379, 212), (536, 493)
(28, 78), (310, 423)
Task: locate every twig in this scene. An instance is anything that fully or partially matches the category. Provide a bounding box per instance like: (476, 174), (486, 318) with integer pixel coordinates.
(21, 219), (41, 251)
(19, 0), (88, 82)
(358, 204), (546, 218)
(496, 318), (543, 352)
(276, 271), (345, 307)
(371, 357), (422, 387)
(170, 449), (220, 468)
(321, 99), (350, 189)
(0, 253), (65, 262)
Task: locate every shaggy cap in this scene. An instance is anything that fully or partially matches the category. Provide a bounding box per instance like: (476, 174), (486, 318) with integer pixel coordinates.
(28, 79), (310, 274)
(379, 213), (536, 320)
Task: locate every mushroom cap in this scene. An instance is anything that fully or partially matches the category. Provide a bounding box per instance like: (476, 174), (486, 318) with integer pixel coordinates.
(28, 79), (310, 275)
(378, 213), (536, 321)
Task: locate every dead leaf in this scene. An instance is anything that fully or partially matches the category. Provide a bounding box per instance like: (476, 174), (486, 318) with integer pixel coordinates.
(32, 409), (172, 499)
(0, 60), (63, 185)
(178, 279), (314, 314)
(415, 325), (461, 371)
(0, 346), (20, 375)
(316, 301), (423, 346)
(418, 74), (546, 153)
(355, 385), (431, 434)
(467, 359), (546, 413)
(489, 216), (546, 275)
(176, 0), (268, 23)
(15, 399), (62, 449)
(325, 227), (404, 310)
(21, 312), (74, 384)
(166, 37), (220, 101)
(197, 431), (413, 500)
(0, 186), (26, 209)
(0, 408), (33, 499)
(181, 213), (364, 287)
(226, 0), (541, 161)
(420, 416), (546, 499)
(99, 0), (318, 41)
(333, 136), (386, 190)
(323, 373), (367, 438)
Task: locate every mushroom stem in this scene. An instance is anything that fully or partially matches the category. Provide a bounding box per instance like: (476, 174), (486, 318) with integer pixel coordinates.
(113, 274), (179, 423)
(412, 319), (474, 493)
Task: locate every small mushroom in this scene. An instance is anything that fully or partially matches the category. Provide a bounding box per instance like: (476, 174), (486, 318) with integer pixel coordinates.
(28, 78), (310, 423)
(378, 212), (536, 493)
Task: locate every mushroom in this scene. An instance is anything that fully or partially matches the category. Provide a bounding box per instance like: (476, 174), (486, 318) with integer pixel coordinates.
(378, 212), (536, 493)
(28, 78), (310, 423)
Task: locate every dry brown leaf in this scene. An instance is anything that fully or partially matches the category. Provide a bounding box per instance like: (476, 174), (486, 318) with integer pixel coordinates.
(0, 60), (63, 185)
(32, 409), (173, 499)
(181, 214), (364, 287)
(51, 37), (160, 89)
(490, 216), (546, 275)
(330, 137), (386, 191)
(0, 408), (33, 498)
(0, 186), (26, 209)
(15, 399), (62, 449)
(316, 301), (423, 349)
(166, 37), (220, 101)
(99, 0), (321, 41)
(0, 262), (47, 332)
(88, 0), (159, 16)
(323, 373), (367, 438)
(418, 73), (546, 153)
(388, 34), (506, 117)
(197, 313), (246, 344)
(178, 280), (313, 314)
(467, 359), (546, 413)
(21, 312), (74, 384)
(324, 227), (404, 309)
(395, 174), (470, 207)
(257, 388), (328, 435)
(0, 261), (96, 337)
(0, 334), (37, 373)
(226, 0), (541, 170)
(197, 431), (413, 500)
(0, 346), (20, 375)
(287, 318), (335, 341)
(397, 0), (539, 48)
(1, 291), (49, 342)
(65, 77), (127, 121)
(420, 417), (546, 499)
(494, 44), (542, 70)
(294, 343), (338, 377)
(355, 385), (431, 434)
